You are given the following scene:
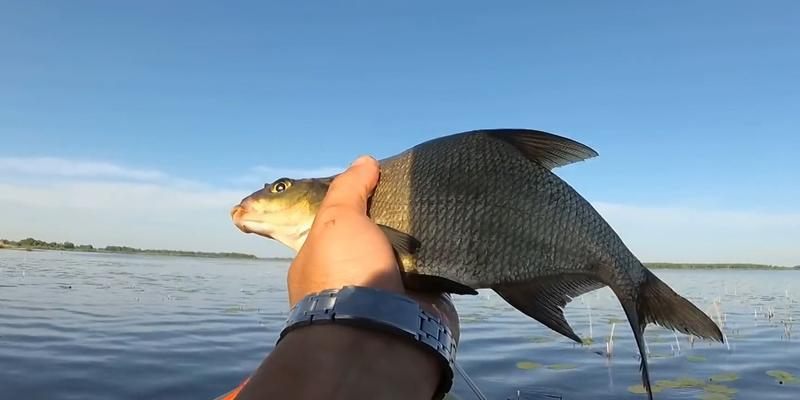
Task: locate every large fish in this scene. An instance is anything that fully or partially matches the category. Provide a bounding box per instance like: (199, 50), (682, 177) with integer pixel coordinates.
(231, 129), (723, 399)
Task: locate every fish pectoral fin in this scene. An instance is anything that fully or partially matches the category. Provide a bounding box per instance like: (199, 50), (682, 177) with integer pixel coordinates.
(493, 275), (606, 343)
(377, 225), (421, 256)
(402, 272), (479, 295)
(375, 225), (478, 295)
(484, 129), (598, 169)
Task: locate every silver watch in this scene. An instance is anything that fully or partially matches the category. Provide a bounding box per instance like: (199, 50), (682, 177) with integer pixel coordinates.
(279, 285), (456, 398)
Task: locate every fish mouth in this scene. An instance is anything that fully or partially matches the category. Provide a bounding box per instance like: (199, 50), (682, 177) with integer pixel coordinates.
(231, 205), (274, 239)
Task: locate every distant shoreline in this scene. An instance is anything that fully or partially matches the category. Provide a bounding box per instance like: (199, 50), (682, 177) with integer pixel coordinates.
(1, 238), (795, 268)
(644, 262), (799, 270)
(0, 237), (293, 261)
(0, 245), (294, 261)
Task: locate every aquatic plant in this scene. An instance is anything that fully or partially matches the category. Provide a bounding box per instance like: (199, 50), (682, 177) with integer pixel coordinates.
(704, 384), (737, 395)
(515, 361), (541, 370)
(546, 363), (577, 371)
(687, 355), (708, 363)
(766, 370), (800, 385)
(630, 374), (740, 399)
(627, 384), (663, 394)
(781, 316), (793, 339)
(708, 373), (739, 383)
(605, 322), (616, 358)
(699, 393), (731, 400)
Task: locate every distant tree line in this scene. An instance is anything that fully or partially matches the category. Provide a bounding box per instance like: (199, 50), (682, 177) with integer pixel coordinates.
(0, 238), (257, 259)
(645, 262), (795, 270)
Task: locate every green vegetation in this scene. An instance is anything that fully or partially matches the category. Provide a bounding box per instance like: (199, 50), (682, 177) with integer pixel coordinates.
(645, 262), (793, 270)
(0, 237), (259, 259)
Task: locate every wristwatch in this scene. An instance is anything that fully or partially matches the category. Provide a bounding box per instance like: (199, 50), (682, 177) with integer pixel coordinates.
(279, 285), (457, 399)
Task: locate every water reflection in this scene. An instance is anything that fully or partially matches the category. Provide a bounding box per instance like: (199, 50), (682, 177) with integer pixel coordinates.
(1, 250), (798, 399)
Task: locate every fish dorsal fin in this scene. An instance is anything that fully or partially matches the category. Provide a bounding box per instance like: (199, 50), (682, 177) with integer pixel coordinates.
(493, 274), (606, 343)
(484, 129), (598, 169)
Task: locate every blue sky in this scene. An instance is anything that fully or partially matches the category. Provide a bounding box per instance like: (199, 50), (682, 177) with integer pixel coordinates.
(1, 1), (798, 265)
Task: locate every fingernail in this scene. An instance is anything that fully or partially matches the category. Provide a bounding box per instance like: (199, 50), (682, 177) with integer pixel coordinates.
(350, 155), (373, 167)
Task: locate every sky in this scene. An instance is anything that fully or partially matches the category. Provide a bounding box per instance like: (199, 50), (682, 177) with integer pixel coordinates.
(0, 1), (798, 265)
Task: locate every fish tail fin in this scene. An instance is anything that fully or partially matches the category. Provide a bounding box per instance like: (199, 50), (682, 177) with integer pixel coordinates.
(637, 268), (724, 342)
(616, 268), (725, 400)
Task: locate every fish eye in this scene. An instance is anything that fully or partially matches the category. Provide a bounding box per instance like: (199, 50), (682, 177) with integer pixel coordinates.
(270, 178), (292, 193)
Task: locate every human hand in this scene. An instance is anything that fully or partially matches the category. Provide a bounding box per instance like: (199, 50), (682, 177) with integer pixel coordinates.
(286, 155), (459, 340)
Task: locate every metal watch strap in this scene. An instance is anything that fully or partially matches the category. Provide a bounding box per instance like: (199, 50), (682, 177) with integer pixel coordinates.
(278, 286), (456, 399)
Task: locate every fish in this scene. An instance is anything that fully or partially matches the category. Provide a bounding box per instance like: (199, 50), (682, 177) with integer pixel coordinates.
(231, 129), (724, 399)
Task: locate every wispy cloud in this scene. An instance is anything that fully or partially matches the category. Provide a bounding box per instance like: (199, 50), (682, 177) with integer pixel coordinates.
(593, 202), (800, 266)
(0, 157), (290, 257)
(0, 157), (167, 181)
(1, 156), (797, 265)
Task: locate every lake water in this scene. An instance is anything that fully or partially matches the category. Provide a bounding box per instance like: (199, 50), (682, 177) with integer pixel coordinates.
(1, 250), (798, 400)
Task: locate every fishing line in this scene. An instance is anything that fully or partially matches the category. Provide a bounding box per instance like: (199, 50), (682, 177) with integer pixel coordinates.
(454, 361), (488, 400)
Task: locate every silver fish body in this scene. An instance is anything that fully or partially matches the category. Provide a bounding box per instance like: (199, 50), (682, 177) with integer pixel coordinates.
(373, 131), (642, 293)
(367, 130), (722, 400)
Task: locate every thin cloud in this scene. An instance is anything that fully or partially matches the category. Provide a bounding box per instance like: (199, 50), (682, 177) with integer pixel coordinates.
(0, 180), (290, 257)
(593, 202), (800, 266)
(1, 156), (797, 264)
(0, 157), (167, 181)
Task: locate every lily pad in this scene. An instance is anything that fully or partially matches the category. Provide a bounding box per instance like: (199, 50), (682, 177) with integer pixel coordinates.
(547, 363), (577, 371)
(704, 384), (738, 395)
(687, 355), (708, 363)
(699, 393), (731, 400)
(766, 370), (800, 384)
(627, 384), (663, 394)
(709, 373), (739, 382)
(516, 361), (542, 370)
(671, 377), (706, 388)
(581, 337), (594, 345)
(654, 379), (681, 389)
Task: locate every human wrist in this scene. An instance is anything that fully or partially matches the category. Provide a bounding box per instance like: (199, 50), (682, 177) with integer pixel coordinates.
(280, 286), (456, 399)
(287, 261), (406, 306)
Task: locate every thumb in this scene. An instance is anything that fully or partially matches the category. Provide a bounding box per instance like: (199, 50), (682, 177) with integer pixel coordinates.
(320, 155), (380, 214)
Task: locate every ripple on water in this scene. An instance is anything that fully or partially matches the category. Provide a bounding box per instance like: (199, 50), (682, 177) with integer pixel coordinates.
(1, 252), (799, 399)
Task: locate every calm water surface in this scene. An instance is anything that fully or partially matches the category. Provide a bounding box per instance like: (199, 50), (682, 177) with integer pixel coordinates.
(1, 250), (798, 399)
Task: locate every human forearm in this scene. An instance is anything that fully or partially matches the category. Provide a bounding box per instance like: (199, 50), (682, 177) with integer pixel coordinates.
(235, 323), (441, 400)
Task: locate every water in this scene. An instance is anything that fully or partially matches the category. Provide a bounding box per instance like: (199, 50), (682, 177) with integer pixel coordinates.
(1, 250), (798, 400)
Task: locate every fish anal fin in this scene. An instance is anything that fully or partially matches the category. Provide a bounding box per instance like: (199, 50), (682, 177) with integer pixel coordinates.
(378, 224), (421, 256)
(619, 300), (654, 400)
(402, 272), (478, 295)
(493, 274), (606, 343)
(484, 129), (598, 169)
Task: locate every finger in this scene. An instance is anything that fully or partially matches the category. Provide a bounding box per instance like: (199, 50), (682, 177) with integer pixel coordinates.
(320, 155), (379, 214)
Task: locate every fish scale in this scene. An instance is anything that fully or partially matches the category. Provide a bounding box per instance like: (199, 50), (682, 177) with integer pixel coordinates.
(372, 132), (620, 286)
(232, 128), (725, 400)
